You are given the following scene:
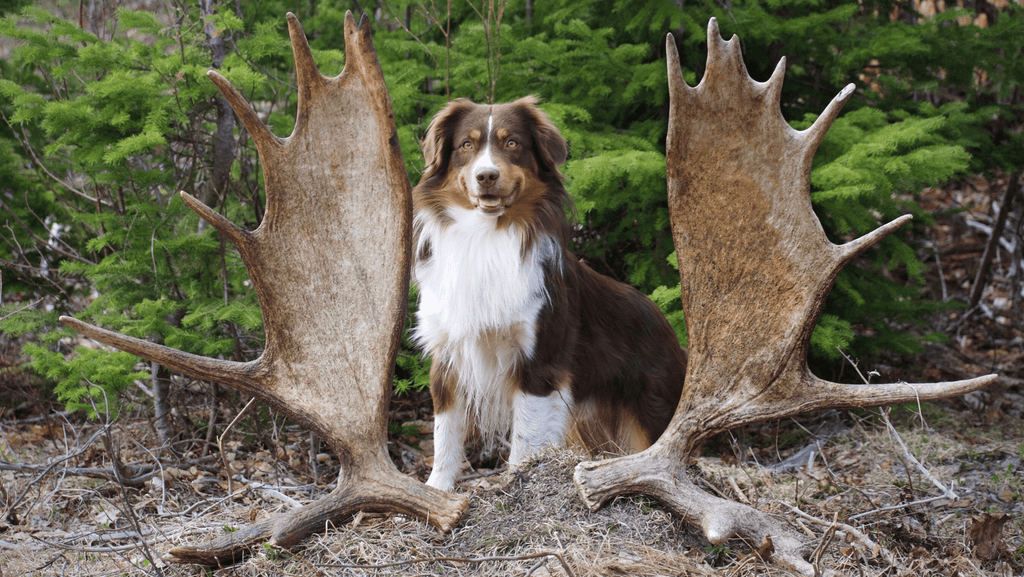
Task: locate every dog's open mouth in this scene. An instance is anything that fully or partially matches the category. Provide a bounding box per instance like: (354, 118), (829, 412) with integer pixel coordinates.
(474, 186), (518, 215)
(474, 191), (517, 215)
(476, 194), (504, 213)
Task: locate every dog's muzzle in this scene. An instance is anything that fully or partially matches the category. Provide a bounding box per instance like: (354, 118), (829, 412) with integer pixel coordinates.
(471, 167), (516, 214)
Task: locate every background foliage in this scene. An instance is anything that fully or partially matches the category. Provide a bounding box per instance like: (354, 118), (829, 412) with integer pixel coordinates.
(1, 0), (1021, 428)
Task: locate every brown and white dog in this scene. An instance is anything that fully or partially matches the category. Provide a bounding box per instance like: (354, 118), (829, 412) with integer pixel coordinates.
(411, 96), (687, 491)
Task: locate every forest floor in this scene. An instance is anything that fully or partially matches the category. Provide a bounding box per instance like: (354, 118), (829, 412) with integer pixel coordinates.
(1, 176), (1022, 576)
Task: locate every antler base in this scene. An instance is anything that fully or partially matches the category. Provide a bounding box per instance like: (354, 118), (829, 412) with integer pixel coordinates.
(575, 444), (813, 574)
(163, 467), (467, 566)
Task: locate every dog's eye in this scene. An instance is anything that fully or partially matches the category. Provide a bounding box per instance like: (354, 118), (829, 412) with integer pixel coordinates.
(461, 140), (473, 150)
(507, 139), (518, 149)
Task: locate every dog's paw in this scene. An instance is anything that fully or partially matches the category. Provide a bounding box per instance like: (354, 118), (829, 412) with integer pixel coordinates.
(425, 471), (457, 492)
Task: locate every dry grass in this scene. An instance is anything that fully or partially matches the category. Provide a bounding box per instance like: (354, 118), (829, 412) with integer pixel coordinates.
(2, 399), (1022, 577)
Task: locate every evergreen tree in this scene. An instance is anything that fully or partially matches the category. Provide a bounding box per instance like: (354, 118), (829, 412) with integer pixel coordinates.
(2, 0), (1020, 423)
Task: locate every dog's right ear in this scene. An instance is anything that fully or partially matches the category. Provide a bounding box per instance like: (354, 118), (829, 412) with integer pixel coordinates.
(421, 98), (475, 179)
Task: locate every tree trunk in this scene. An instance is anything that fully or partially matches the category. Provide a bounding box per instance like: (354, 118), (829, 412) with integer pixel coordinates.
(969, 170), (1021, 308)
(199, 0), (235, 210)
(151, 361), (173, 445)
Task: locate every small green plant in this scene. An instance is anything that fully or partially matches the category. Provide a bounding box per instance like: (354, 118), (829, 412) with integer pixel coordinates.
(703, 543), (735, 565)
(388, 422), (425, 447)
(494, 499), (510, 514)
(634, 496), (658, 514)
(262, 542), (282, 561)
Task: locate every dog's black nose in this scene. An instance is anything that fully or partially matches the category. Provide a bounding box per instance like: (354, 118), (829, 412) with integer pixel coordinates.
(476, 168), (499, 187)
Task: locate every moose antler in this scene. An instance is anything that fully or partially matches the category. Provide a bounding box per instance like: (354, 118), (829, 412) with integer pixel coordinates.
(574, 19), (997, 575)
(60, 12), (467, 565)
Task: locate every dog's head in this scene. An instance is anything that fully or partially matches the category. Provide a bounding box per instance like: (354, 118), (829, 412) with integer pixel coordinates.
(419, 96), (568, 218)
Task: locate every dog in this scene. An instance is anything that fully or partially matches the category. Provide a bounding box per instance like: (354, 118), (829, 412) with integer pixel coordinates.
(411, 96), (687, 491)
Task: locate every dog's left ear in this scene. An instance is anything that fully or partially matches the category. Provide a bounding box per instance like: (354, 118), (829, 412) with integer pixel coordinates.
(515, 96), (568, 177)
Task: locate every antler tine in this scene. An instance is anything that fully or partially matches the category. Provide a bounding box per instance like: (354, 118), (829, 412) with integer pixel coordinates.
(703, 18), (725, 75)
(286, 12), (325, 134)
(58, 316), (261, 392)
(344, 12), (373, 77)
(665, 33), (692, 164)
(800, 83), (891, 272)
(56, 191), (261, 393)
(807, 373), (999, 411)
(180, 191), (251, 249)
(763, 56), (787, 112)
(342, 12), (402, 130)
(702, 18), (747, 91)
(700, 19), (793, 139)
(669, 369), (1000, 438)
(835, 213), (913, 263)
(665, 34), (689, 101)
(798, 82), (856, 166)
(206, 71), (283, 156)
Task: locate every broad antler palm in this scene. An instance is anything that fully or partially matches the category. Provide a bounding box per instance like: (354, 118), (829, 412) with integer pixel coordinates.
(573, 19), (997, 575)
(61, 12), (468, 565)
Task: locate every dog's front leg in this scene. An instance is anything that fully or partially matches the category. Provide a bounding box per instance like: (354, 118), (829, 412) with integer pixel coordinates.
(426, 397), (468, 491)
(509, 389), (573, 467)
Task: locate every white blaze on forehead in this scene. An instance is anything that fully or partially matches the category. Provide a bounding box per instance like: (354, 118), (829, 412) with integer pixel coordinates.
(470, 112), (497, 195)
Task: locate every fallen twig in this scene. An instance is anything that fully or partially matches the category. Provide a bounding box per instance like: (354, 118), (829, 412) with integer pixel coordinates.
(2, 410), (76, 425)
(1, 453), (217, 486)
(179, 484), (254, 520)
(218, 396), (257, 497)
(838, 349), (958, 500)
(811, 512), (839, 572)
(0, 539), (38, 550)
(847, 494), (949, 521)
(460, 466), (508, 482)
(767, 411), (848, 474)
(783, 503), (894, 567)
(243, 480), (305, 509)
(0, 461), (161, 486)
(728, 475), (750, 504)
(29, 533), (168, 554)
(3, 424), (111, 523)
(87, 382), (165, 577)
(878, 408), (957, 500)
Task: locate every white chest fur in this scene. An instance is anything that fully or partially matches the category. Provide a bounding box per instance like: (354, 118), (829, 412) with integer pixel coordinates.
(413, 207), (559, 431)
